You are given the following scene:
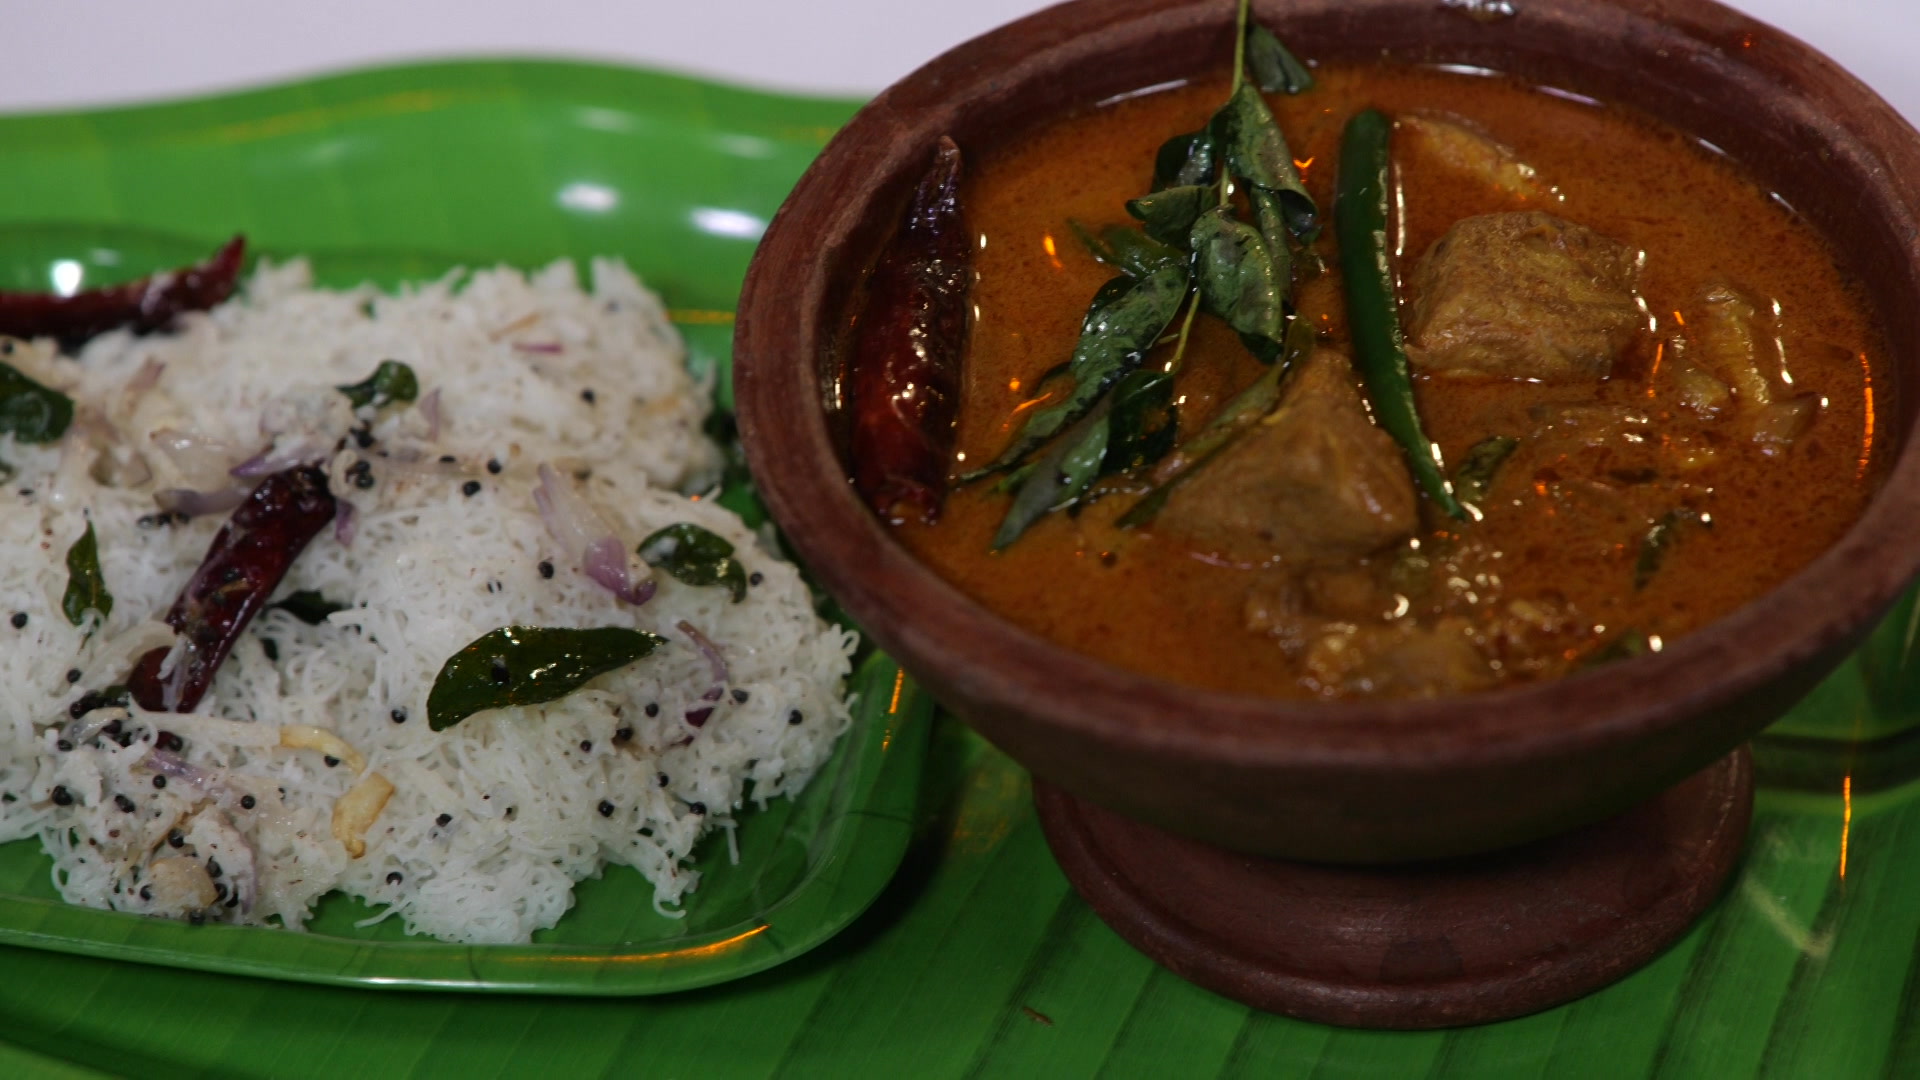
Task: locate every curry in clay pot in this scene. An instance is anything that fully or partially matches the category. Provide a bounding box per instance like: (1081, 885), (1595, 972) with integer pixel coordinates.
(855, 31), (1884, 702)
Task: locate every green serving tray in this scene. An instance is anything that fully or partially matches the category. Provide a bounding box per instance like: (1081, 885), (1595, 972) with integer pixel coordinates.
(0, 61), (928, 998)
(0, 58), (1915, 1078)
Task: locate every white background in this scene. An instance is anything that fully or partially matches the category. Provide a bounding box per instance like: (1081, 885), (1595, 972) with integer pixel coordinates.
(1, 1), (1915, 123)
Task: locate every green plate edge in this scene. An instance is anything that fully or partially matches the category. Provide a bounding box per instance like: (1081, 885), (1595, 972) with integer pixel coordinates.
(0, 59), (934, 997)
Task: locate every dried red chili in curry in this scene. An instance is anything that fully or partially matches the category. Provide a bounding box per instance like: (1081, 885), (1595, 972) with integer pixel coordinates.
(881, 65), (1887, 700)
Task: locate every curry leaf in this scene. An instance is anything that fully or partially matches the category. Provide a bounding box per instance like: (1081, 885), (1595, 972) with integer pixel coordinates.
(1071, 221), (1186, 279)
(1126, 186), (1211, 248)
(967, 263), (1189, 478)
(993, 406), (1111, 550)
(1103, 368), (1178, 474)
(1234, 191), (1295, 365)
(1635, 507), (1709, 589)
(1154, 128), (1219, 190)
(992, 460), (1038, 496)
(1056, 416), (1113, 501)
(1248, 189), (1295, 285)
(1246, 24), (1315, 94)
(1452, 435), (1519, 505)
(1584, 629), (1652, 667)
(637, 523), (748, 602)
(336, 360), (419, 410)
(271, 590), (347, 626)
(0, 362), (74, 444)
(427, 625), (665, 731)
(1214, 83), (1318, 238)
(62, 522), (112, 627)
(1191, 207), (1286, 345)
(1069, 220), (1118, 265)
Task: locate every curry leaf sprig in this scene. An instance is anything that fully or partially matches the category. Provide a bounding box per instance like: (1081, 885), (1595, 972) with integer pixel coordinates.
(972, 0), (1319, 549)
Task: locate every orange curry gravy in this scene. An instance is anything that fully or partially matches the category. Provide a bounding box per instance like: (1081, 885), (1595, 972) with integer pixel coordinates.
(889, 65), (1887, 698)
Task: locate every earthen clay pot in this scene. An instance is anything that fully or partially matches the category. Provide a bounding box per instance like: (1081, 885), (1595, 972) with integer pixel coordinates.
(734, 0), (1920, 863)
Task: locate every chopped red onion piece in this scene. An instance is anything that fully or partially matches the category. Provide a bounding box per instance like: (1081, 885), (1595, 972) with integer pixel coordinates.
(229, 452), (274, 478)
(676, 620), (729, 728)
(334, 497), (359, 546)
(512, 341), (564, 355)
(534, 463), (653, 606)
(583, 536), (655, 605)
(155, 486), (250, 518)
(231, 439), (325, 479)
(419, 387), (444, 441)
(676, 620), (730, 687)
(144, 748), (219, 792)
(150, 427), (245, 490)
(127, 358), (167, 395)
(59, 710), (122, 748)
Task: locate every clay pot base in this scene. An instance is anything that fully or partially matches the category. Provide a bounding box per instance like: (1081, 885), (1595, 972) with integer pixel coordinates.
(1034, 748), (1754, 1029)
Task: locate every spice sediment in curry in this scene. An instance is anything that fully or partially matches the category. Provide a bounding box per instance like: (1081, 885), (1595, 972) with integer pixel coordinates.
(892, 65), (1885, 698)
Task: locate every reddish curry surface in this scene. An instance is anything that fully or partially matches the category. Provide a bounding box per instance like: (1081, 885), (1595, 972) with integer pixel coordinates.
(891, 65), (1885, 698)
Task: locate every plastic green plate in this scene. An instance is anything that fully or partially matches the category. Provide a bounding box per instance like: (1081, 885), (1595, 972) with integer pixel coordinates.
(0, 59), (931, 996)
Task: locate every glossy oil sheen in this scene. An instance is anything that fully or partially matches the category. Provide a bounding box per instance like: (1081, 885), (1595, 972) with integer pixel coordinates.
(0, 57), (1917, 1079)
(897, 66), (1884, 698)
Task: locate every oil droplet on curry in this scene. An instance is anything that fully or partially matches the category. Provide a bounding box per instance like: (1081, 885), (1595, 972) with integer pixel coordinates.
(888, 65), (1886, 699)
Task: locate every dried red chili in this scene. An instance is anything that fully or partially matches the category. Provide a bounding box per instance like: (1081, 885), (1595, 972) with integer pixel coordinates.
(849, 137), (972, 524)
(128, 465), (337, 713)
(0, 235), (245, 344)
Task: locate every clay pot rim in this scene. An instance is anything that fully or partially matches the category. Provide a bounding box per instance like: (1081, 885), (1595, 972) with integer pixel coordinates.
(736, 0), (1920, 773)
